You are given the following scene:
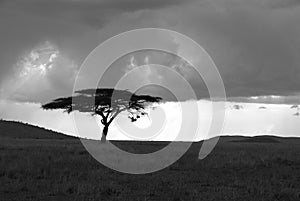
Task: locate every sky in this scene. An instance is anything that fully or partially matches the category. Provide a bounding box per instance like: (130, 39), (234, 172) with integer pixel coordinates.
(0, 0), (300, 140)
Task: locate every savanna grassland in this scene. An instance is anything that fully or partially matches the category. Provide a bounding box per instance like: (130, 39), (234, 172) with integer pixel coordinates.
(1, 120), (300, 201)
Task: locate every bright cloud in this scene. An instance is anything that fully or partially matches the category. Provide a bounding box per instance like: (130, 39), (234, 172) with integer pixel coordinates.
(0, 41), (78, 103)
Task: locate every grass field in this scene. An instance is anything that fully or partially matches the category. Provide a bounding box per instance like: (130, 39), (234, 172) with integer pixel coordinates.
(1, 120), (300, 201)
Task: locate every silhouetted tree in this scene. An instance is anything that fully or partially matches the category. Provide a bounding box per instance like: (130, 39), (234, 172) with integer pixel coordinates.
(42, 88), (162, 142)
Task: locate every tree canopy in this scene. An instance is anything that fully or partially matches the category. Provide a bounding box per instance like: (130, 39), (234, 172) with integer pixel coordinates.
(42, 88), (162, 142)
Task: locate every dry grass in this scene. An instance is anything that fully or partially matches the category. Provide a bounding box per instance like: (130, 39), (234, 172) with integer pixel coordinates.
(1, 136), (300, 201)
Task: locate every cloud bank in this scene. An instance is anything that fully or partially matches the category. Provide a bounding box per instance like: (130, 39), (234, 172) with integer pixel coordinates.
(0, 0), (300, 105)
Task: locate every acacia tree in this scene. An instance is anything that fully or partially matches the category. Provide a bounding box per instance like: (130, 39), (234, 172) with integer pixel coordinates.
(42, 88), (162, 142)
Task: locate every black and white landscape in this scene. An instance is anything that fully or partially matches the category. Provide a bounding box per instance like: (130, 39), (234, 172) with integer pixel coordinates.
(1, 0), (300, 200)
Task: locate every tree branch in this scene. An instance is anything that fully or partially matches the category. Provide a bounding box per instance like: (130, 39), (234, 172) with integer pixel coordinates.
(96, 109), (107, 125)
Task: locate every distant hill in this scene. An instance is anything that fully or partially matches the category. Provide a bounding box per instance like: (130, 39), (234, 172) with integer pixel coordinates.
(1, 119), (299, 144)
(0, 120), (77, 140)
(229, 136), (281, 143)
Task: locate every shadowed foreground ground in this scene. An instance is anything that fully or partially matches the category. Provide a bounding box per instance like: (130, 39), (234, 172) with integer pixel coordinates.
(1, 121), (300, 201)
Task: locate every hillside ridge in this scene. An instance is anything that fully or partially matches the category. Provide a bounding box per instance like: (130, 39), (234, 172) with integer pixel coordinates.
(0, 119), (77, 140)
(1, 119), (300, 142)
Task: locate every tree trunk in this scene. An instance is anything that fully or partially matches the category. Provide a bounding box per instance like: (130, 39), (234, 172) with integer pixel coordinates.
(101, 125), (109, 143)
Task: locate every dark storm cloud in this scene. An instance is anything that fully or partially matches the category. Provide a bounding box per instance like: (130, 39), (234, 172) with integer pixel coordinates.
(200, 12), (299, 97)
(160, 1), (300, 99)
(106, 0), (300, 100)
(10, 0), (190, 10)
(1, 0), (300, 104)
(3, 0), (193, 28)
(264, 0), (300, 9)
(0, 0), (193, 103)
